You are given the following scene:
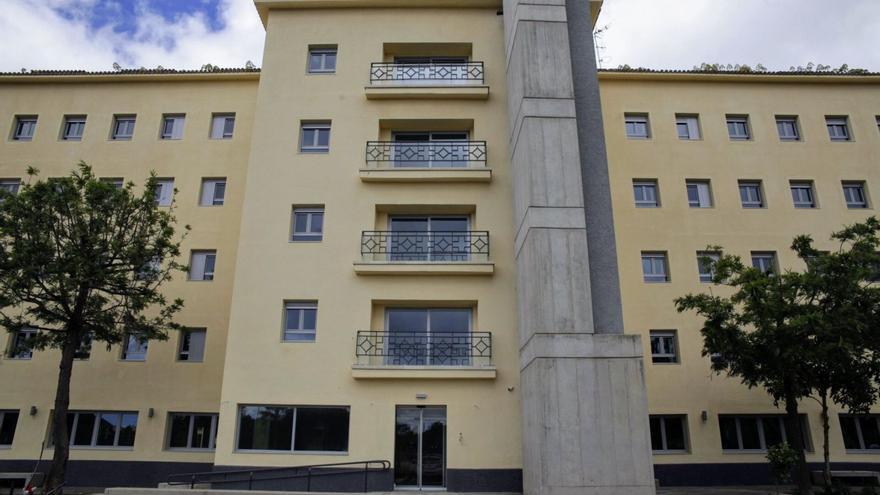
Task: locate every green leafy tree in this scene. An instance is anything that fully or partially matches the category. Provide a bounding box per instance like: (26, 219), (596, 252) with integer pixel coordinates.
(0, 163), (188, 493)
(767, 442), (798, 494)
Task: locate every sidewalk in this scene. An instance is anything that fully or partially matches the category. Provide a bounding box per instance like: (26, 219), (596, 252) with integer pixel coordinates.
(658, 487), (793, 495)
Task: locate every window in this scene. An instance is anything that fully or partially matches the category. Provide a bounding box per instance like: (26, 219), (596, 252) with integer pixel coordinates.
(0, 179), (21, 196)
(308, 46), (337, 74)
(121, 333), (148, 361)
(642, 252), (669, 283)
(624, 113), (650, 139)
(200, 179), (226, 206)
(697, 251), (721, 283)
(633, 180), (659, 207)
(775, 116), (800, 141)
(300, 122), (331, 152)
(751, 251), (777, 274)
(387, 216), (471, 262)
(112, 115), (136, 140)
(62, 115), (86, 141)
(7, 328), (36, 360)
(160, 114), (185, 140)
(54, 411), (138, 448)
(178, 328), (206, 362)
(649, 330), (678, 364)
(391, 131), (470, 168)
(675, 114), (701, 140)
(686, 180), (712, 208)
(137, 257), (161, 281)
(826, 116), (851, 141)
(843, 181), (869, 209)
(790, 181), (816, 208)
(189, 251), (217, 281)
(0, 411), (19, 446)
(74, 334), (92, 360)
(237, 405), (349, 452)
(291, 207), (324, 241)
(739, 181), (764, 208)
(154, 178), (174, 207)
(719, 415), (810, 451)
(210, 114), (235, 139)
(284, 302), (317, 342)
(385, 308), (473, 366)
(650, 416), (688, 452)
(839, 415), (880, 450)
(12, 116), (37, 141)
(726, 115), (751, 140)
(168, 413), (217, 450)
(100, 178), (124, 189)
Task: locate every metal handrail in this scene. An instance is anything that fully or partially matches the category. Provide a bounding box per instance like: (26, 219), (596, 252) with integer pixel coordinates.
(356, 330), (492, 366)
(365, 140), (487, 167)
(167, 459), (391, 492)
(360, 230), (490, 261)
(370, 61), (484, 83)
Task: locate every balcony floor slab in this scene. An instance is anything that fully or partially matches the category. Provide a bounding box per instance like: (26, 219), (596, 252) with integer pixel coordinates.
(351, 365), (497, 380)
(353, 262), (495, 276)
(364, 85), (490, 100)
(359, 168), (492, 183)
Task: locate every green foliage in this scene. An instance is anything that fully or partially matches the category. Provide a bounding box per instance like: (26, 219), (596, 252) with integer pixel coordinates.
(0, 161), (189, 354)
(767, 442), (798, 485)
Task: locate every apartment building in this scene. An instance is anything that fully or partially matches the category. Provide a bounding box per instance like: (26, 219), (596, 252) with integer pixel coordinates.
(0, 0), (878, 493)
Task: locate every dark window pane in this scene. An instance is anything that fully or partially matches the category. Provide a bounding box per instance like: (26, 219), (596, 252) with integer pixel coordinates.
(73, 413), (96, 446)
(192, 415), (213, 449)
(739, 417), (761, 449)
(237, 406), (293, 451)
(665, 417), (686, 450)
(294, 213), (309, 233)
(762, 417), (784, 448)
(317, 129), (330, 147)
(118, 413), (137, 447)
(302, 309), (317, 330)
(0, 412), (18, 445)
(310, 213), (323, 233)
(719, 416), (739, 449)
(95, 413), (119, 446)
(169, 414), (190, 448)
(649, 417), (663, 450)
(294, 407), (349, 452)
(860, 417), (880, 449)
(324, 53), (336, 70)
(840, 416), (862, 450)
(308, 54), (322, 72)
(302, 129), (315, 146)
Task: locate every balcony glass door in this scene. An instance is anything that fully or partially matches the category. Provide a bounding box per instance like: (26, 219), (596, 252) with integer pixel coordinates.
(395, 406), (447, 490)
(393, 56), (468, 83)
(392, 132), (468, 168)
(386, 308), (471, 366)
(389, 216), (468, 262)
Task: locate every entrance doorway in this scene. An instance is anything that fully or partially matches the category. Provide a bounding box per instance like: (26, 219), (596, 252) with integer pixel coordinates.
(394, 406), (446, 490)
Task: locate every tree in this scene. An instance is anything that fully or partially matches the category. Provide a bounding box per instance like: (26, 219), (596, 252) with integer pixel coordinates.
(675, 218), (880, 495)
(0, 163), (188, 494)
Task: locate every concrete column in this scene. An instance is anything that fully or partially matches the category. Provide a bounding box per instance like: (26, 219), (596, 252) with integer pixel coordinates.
(503, 1), (656, 493)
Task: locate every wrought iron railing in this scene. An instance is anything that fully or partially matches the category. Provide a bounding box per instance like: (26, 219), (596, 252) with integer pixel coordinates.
(360, 231), (489, 262)
(365, 141), (487, 168)
(356, 331), (492, 367)
(369, 62), (484, 84)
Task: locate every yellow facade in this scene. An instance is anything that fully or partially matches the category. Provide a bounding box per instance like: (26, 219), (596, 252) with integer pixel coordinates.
(0, 0), (879, 490)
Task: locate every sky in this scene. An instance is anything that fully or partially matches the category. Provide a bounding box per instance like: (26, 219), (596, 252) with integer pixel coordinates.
(0, 0), (878, 73)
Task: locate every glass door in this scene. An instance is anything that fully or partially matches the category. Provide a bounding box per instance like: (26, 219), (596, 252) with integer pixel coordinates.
(392, 132), (468, 168)
(395, 406), (447, 490)
(389, 216), (469, 262)
(385, 308), (471, 366)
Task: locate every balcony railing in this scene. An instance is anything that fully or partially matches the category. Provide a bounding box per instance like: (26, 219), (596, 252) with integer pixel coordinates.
(369, 62), (484, 85)
(365, 141), (487, 169)
(360, 231), (489, 262)
(356, 331), (492, 367)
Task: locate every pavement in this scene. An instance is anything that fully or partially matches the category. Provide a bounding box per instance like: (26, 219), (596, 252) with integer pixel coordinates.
(658, 487), (793, 495)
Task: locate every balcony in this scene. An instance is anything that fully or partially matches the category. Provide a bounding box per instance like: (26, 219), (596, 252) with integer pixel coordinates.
(354, 230), (493, 275)
(352, 330), (495, 380)
(360, 140), (490, 182)
(364, 62), (489, 100)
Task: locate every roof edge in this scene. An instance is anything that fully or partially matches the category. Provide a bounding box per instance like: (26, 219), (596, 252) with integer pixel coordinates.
(598, 69), (880, 84)
(254, 0), (502, 27)
(0, 69), (261, 84)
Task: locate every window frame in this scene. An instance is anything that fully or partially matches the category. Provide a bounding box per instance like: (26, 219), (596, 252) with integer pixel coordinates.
(738, 181), (765, 209)
(826, 116), (851, 142)
(299, 122), (331, 153)
(0, 179), (21, 197)
(154, 178), (174, 207)
(775, 116), (801, 141)
(50, 411), (138, 449)
(111, 115), (136, 141)
(234, 404), (350, 454)
(120, 333), (148, 362)
(12, 116), (37, 141)
(751, 251), (778, 274)
(641, 252), (670, 283)
(307, 46), (338, 74)
(696, 251), (721, 283)
(189, 250), (217, 281)
(632, 180), (660, 208)
(210, 113), (236, 140)
(199, 178), (227, 207)
(649, 330), (679, 364)
(178, 328), (207, 362)
(7, 328), (37, 360)
(283, 301), (318, 343)
(61, 115), (86, 141)
(650, 415), (689, 453)
(160, 114), (186, 140)
(790, 181), (817, 209)
(719, 414), (811, 452)
(624, 113), (651, 139)
(291, 207), (325, 242)
(843, 181), (869, 209)
(685, 180), (713, 208)
(726, 115), (751, 141)
(675, 114), (701, 140)
(0, 410), (20, 447)
(166, 412), (218, 451)
(839, 414), (880, 451)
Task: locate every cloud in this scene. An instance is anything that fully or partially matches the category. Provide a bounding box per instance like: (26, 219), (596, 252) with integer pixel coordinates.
(596, 0), (880, 71)
(0, 0), (265, 72)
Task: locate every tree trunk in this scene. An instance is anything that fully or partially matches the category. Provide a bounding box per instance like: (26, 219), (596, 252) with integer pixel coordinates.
(785, 392), (813, 495)
(820, 392), (832, 491)
(44, 336), (78, 495)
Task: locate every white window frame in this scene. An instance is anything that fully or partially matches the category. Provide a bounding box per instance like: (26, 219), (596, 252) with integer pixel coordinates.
(112, 115), (136, 141)
(12, 116), (37, 141)
(283, 302), (318, 342)
(178, 328), (207, 362)
(62, 116), (86, 141)
(58, 411), (138, 449)
(719, 415), (807, 452)
(210, 114), (235, 140)
(291, 207), (324, 242)
(697, 251), (721, 283)
(0, 179), (21, 196)
(790, 181), (816, 209)
(307, 47), (338, 74)
(160, 114), (185, 140)
(234, 405), (350, 454)
(120, 333), (148, 361)
(650, 415), (689, 453)
(624, 113), (650, 139)
(775, 116), (800, 141)
(154, 178), (174, 207)
(199, 179), (226, 206)
(751, 252), (777, 274)
(739, 181), (764, 208)
(649, 330), (678, 364)
(7, 328), (36, 360)
(843, 181), (869, 209)
(0, 410), (18, 446)
(675, 115), (701, 140)
(632, 180), (659, 208)
(726, 116), (751, 140)
(167, 413), (218, 450)
(300, 123), (331, 153)
(826, 116), (851, 141)
(686, 180), (712, 208)
(641, 252), (669, 283)
(189, 250), (217, 281)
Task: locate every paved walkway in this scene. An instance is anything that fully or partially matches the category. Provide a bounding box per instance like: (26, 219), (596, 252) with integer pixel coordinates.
(658, 487), (792, 495)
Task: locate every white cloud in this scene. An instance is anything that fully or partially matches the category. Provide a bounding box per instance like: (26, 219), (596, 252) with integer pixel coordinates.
(596, 0), (880, 71)
(0, 0), (265, 72)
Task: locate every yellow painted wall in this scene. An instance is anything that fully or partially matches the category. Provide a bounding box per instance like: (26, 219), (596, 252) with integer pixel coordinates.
(0, 77), (257, 464)
(600, 73), (880, 464)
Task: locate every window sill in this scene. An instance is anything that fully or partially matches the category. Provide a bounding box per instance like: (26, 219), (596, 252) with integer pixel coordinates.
(652, 450), (690, 456)
(166, 448), (216, 453)
(351, 365), (496, 380)
(353, 261), (494, 276)
(359, 167), (491, 183)
(364, 85), (489, 100)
